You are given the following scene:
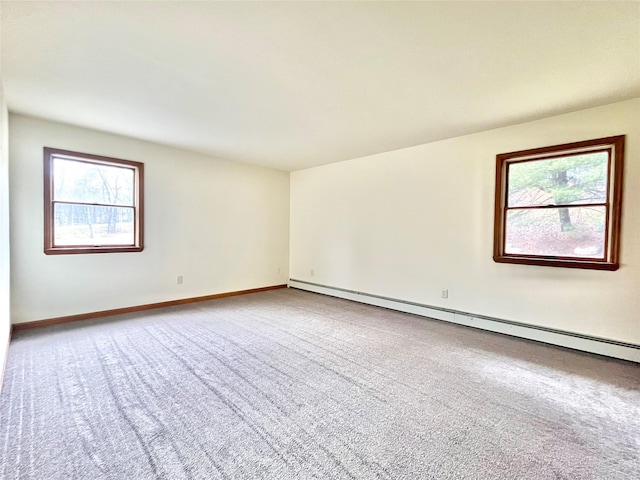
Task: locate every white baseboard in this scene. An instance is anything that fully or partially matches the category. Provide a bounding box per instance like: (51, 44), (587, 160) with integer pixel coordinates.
(288, 279), (640, 363)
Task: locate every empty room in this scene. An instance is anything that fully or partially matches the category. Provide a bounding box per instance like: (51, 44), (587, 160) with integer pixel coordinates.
(1, 1), (639, 479)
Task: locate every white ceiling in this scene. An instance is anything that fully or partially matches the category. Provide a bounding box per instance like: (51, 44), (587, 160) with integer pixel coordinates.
(2, 1), (639, 171)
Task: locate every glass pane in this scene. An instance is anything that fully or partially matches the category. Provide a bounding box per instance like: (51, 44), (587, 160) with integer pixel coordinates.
(505, 206), (606, 258)
(54, 204), (135, 246)
(53, 158), (134, 206)
(507, 151), (608, 208)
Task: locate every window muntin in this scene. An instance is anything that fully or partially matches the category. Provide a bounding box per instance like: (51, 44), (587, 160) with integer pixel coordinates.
(44, 148), (144, 254)
(494, 136), (624, 270)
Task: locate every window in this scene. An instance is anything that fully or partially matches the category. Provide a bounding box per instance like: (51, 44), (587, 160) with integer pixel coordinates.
(493, 136), (624, 270)
(44, 148), (144, 254)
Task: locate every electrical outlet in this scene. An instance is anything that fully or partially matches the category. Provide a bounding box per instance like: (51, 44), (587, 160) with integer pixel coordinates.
(441, 289), (448, 299)
(177, 275), (184, 285)
(276, 267), (281, 274)
(310, 268), (315, 277)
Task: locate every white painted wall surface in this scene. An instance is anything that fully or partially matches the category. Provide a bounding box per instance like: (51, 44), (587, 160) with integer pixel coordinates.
(9, 114), (290, 324)
(0, 84), (11, 384)
(290, 99), (640, 344)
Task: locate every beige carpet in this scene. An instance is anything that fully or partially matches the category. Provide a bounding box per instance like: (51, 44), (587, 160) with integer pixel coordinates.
(1, 288), (639, 479)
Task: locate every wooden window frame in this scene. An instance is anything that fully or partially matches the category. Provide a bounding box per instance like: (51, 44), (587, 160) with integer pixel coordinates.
(493, 135), (625, 271)
(44, 147), (144, 255)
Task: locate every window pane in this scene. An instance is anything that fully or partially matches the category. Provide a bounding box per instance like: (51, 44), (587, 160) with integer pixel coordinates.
(54, 204), (134, 246)
(505, 206), (606, 258)
(507, 151), (608, 208)
(53, 158), (134, 206)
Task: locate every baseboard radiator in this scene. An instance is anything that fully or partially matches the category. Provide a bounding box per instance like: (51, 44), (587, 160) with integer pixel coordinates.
(288, 279), (640, 363)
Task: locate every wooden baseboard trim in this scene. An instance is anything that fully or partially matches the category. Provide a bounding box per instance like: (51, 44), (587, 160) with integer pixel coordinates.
(12, 284), (288, 331)
(0, 325), (11, 394)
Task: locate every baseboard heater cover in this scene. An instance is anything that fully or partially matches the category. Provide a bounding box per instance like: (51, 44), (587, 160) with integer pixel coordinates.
(288, 279), (640, 363)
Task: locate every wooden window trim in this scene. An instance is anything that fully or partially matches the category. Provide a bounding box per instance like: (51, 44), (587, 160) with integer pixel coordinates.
(44, 147), (144, 255)
(493, 135), (625, 271)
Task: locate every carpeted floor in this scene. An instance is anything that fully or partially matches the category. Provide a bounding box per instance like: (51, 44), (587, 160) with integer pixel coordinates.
(1, 288), (639, 479)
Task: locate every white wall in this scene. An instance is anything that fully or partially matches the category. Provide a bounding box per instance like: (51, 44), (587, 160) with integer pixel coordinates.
(0, 83), (11, 384)
(10, 114), (290, 324)
(291, 99), (640, 344)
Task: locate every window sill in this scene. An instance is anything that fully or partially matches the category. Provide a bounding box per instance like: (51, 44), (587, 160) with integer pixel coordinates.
(44, 246), (144, 255)
(493, 255), (618, 271)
